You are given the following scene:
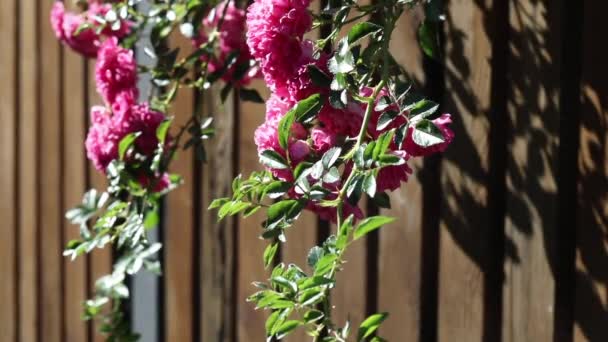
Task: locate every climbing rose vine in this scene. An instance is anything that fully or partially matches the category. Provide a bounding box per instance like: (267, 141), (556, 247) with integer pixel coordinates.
(56, 0), (450, 340)
(56, 0), (261, 339)
(213, 0), (452, 340)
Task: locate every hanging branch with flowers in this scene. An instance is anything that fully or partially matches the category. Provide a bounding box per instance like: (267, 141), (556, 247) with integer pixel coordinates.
(213, 0), (452, 340)
(52, 0), (261, 339)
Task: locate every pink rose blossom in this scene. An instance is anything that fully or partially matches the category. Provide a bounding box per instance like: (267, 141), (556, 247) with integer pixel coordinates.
(95, 37), (138, 104)
(85, 101), (165, 173)
(310, 127), (337, 154)
(50, 1), (131, 58)
(51, 2), (101, 58)
(376, 151), (413, 192)
(403, 114), (455, 157)
(246, 0), (312, 94)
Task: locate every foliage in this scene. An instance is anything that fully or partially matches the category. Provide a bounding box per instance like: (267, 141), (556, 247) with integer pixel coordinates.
(213, 0), (452, 340)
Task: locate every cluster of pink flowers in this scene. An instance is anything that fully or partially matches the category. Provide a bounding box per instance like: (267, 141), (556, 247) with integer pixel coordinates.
(84, 38), (169, 191)
(51, 1), (130, 58)
(193, 1), (260, 86)
(247, 0), (454, 221)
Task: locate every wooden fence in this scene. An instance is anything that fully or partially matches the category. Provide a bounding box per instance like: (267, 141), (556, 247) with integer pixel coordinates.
(1, 0), (607, 341)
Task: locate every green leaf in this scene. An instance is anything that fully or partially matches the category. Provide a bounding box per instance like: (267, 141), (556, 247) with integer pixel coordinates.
(264, 181), (292, 199)
(328, 39), (355, 74)
(412, 119), (445, 147)
(322, 167), (340, 184)
(156, 118), (173, 143)
(303, 309), (324, 324)
(292, 94), (323, 123)
(373, 130), (395, 160)
(272, 276), (298, 293)
(362, 173), (377, 198)
(208, 197), (229, 209)
(314, 254), (337, 275)
(266, 310), (281, 335)
(347, 22), (382, 44)
(298, 276), (334, 290)
(259, 150), (289, 169)
(322, 147), (342, 169)
(264, 243), (279, 269)
(409, 99), (439, 120)
(275, 320), (302, 339)
(418, 20), (439, 59)
(118, 132), (141, 160)
(307, 65), (331, 88)
(267, 200), (299, 224)
(377, 110), (399, 131)
(354, 216), (395, 240)
(357, 313), (389, 340)
(372, 192), (391, 209)
(307, 246), (325, 268)
(278, 108), (296, 150)
(239, 88), (264, 103)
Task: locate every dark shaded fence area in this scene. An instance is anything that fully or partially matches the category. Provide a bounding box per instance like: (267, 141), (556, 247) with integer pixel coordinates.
(1, 0), (607, 341)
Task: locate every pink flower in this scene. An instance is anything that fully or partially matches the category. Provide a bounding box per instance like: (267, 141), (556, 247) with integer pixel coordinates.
(318, 102), (364, 137)
(50, 1), (131, 58)
(310, 127), (337, 154)
(95, 37), (138, 105)
(403, 114), (454, 157)
(85, 101), (165, 173)
(51, 2), (101, 58)
(246, 0), (312, 93)
(193, 1), (260, 86)
(376, 151), (413, 192)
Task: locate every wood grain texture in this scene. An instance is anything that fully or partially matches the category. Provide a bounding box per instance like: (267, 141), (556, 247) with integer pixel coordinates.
(377, 7), (425, 341)
(503, 0), (562, 340)
(62, 3), (89, 339)
(0, 0), (18, 340)
(18, 0), (39, 340)
(574, 1), (608, 341)
(200, 88), (237, 342)
(236, 80), (270, 342)
(438, 0), (495, 340)
(87, 58), (114, 342)
(164, 34), (195, 342)
(40, 0), (65, 340)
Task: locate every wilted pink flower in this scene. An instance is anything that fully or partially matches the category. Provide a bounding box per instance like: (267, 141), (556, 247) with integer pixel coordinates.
(96, 37), (138, 104)
(402, 114), (455, 157)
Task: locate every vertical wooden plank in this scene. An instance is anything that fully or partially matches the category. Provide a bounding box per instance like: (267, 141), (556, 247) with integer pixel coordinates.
(376, 7), (425, 341)
(200, 88), (237, 342)
(574, 1), (608, 341)
(62, 3), (89, 340)
(164, 34), (195, 342)
(438, 0), (498, 340)
(503, 0), (561, 340)
(332, 220), (366, 328)
(86, 58), (114, 342)
(18, 0), (39, 340)
(0, 0), (17, 340)
(237, 80), (270, 341)
(40, 0), (64, 340)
